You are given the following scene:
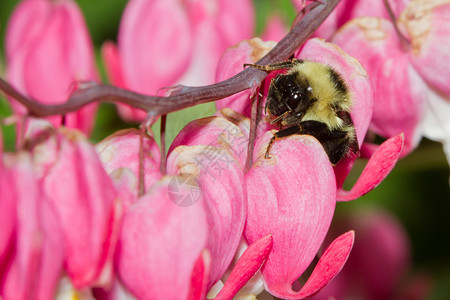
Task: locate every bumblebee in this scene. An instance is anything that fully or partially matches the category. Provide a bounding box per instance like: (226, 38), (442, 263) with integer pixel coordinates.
(245, 58), (359, 165)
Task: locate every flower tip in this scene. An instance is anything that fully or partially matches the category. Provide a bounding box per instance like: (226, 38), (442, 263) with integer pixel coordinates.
(188, 250), (211, 300)
(337, 133), (404, 201)
(214, 234), (273, 300)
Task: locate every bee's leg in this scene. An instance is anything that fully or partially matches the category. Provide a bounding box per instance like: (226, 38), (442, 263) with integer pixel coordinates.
(269, 110), (293, 124)
(265, 125), (301, 159)
(244, 58), (303, 72)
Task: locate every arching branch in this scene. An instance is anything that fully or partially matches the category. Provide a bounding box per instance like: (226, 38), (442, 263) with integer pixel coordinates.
(0, 0), (340, 117)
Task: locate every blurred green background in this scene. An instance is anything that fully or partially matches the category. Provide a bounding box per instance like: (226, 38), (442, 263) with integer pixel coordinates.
(0, 0), (449, 299)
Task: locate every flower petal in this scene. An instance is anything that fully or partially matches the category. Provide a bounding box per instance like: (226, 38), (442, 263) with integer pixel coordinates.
(101, 41), (126, 88)
(187, 250), (211, 300)
(0, 147), (15, 268)
(177, 0), (254, 86)
(245, 132), (336, 297)
(96, 129), (161, 205)
(38, 129), (120, 287)
(296, 38), (374, 187)
(101, 41), (147, 122)
(311, 0), (409, 40)
(332, 18), (426, 155)
(5, 0), (49, 58)
(116, 178), (208, 300)
(337, 133), (404, 201)
(118, 0), (192, 95)
(214, 234), (273, 300)
(167, 145), (246, 288)
(400, 0), (450, 98)
(1, 153), (64, 300)
(169, 116), (249, 166)
(298, 38), (373, 147)
(215, 38), (276, 117)
(1, 153), (42, 299)
(6, 0), (99, 135)
(294, 231), (355, 298)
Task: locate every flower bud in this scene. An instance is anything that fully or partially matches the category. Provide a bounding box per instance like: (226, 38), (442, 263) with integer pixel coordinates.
(6, 0), (99, 135)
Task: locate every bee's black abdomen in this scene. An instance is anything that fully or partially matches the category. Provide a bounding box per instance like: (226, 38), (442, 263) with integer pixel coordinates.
(327, 67), (348, 95)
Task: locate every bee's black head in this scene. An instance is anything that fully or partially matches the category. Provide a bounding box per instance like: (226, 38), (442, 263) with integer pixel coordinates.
(265, 74), (309, 117)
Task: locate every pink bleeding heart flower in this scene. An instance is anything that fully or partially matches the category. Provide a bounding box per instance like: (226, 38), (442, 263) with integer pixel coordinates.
(296, 38), (374, 149)
(6, 0), (99, 136)
(216, 36), (403, 201)
(167, 144), (246, 289)
(25, 123), (122, 289)
(167, 116), (276, 297)
(96, 129), (162, 208)
(102, 0), (254, 122)
(332, 17), (426, 156)
(115, 177), (209, 300)
(294, 39), (403, 197)
(296, 0), (410, 40)
(168, 115), (251, 289)
(215, 38), (277, 118)
(213, 234), (273, 300)
(0, 133), (15, 270)
(169, 114), (251, 167)
(399, 0), (450, 99)
(0, 152), (64, 300)
(245, 131), (355, 298)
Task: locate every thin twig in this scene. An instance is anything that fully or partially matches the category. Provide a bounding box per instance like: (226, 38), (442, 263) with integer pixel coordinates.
(159, 114), (167, 175)
(245, 81), (265, 173)
(138, 127), (146, 197)
(383, 0), (410, 51)
(0, 0), (340, 117)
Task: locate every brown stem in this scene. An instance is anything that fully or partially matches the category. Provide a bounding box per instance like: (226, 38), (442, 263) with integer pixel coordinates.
(138, 128), (146, 197)
(383, 0), (410, 51)
(244, 82), (265, 173)
(0, 0), (340, 117)
(159, 114), (167, 175)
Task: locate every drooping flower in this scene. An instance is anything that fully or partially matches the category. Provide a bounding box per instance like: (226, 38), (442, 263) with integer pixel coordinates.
(96, 129), (162, 208)
(215, 38), (277, 119)
(328, 0), (450, 158)
(0, 132), (15, 270)
(0, 151), (63, 300)
(293, 0), (410, 40)
(22, 121), (122, 289)
(169, 117), (249, 288)
(115, 178), (209, 300)
(167, 145), (246, 289)
(6, 0), (99, 136)
(211, 37), (405, 298)
(95, 126), (270, 299)
(332, 17), (426, 156)
(102, 0), (255, 121)
(398, 0), (450, 175)
(399, 0), (450, 99)
(244, 131), (355, 298)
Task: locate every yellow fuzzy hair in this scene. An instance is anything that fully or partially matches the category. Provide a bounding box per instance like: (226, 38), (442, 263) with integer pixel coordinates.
(287, 61), (352, 130)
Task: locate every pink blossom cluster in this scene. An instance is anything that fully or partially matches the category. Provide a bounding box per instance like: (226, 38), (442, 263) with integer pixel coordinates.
(306, 0), (450, 161)
(1, 0), (448, 299)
